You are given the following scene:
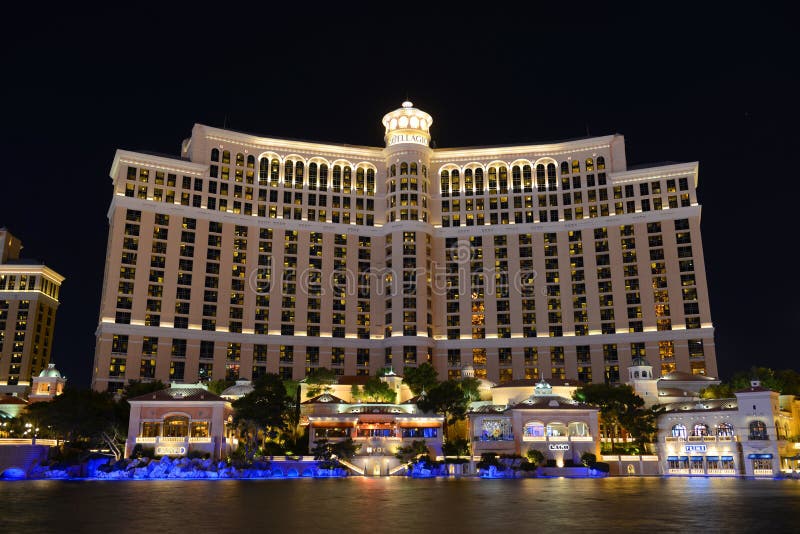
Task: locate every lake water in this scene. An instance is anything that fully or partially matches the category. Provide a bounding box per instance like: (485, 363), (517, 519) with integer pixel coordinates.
(2, 477), (799, 533)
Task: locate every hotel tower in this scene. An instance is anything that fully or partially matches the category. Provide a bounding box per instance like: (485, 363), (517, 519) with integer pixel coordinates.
(0, 228), (64, 392)
(92, 101), (716, 391)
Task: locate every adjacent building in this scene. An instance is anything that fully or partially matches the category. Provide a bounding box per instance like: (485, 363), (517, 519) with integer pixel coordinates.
(92, 101), (716, 392)
(0, 229), (64, 394)
(125, 383), (234, 460)
(468, 379), (600, 467)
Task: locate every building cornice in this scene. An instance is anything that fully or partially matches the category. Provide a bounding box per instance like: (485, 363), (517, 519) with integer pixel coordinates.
(609, 162), (699, 187)
(195, 124), (385, 161)
(0, 264), (65, 284)
(110, 150), (208, 182)
(429, 135), (620, 163)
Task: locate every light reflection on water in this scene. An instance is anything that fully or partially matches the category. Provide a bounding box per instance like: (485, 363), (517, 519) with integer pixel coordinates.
(2, 477), (799, 533)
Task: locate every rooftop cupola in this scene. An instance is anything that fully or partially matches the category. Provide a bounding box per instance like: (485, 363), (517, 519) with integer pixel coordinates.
(381, 100), (433, 148)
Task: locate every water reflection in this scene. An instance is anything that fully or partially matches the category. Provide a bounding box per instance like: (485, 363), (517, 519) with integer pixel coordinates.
(2, 478), (799, 533)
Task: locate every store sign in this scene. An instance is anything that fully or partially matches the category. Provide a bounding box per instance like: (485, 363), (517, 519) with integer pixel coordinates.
(548, 443), (570, 451)
(388, 134), (428, 147)
(684, 444), (707, 453)
(155, 446), (186, 456)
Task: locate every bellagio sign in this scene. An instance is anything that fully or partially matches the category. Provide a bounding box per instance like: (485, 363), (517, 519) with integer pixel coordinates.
(388, 134), (428, 147)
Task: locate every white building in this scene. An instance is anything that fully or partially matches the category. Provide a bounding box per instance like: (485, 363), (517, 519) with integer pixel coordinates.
(92, 101), (717, 393)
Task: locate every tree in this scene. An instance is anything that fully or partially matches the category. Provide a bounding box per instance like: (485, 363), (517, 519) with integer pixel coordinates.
(580, 452), (597, 467)
(26, 388), (124, 459)
(573, 383), (647, 453)
(526, 448), (545, 467)
(395, 439), (430, 463)
(403, 363), (439, 396)
(357, 375), (397, 403)
(312, 438), (360, 469)
(417, 380), (470, 438)
(305, 368), (337, 397)
(459, 377), (482, 402)
(442, 437), (470, 457)
(232, 373), (291, 452)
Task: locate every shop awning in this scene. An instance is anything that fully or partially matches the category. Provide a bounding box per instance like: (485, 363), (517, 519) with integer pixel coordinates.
(691, 456), (703, 461)
(747, 454), (773, 459)
(667, 456), (678, 461)
(706, 456), (719, 461)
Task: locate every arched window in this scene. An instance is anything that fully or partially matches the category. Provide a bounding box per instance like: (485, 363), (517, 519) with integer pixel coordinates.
(671, 424), (687, 438)
(488, 167), (497, 192)
(440, 170), (449, 197)
(571, 159), (580, 173)
(692, 423), (709, 436)
(400, 162), (409, 175)
(246, 155), (255, 169)
(343, 167), (351, 193)
(222, 150), (231, 164)
(523, 421), (545, 437)
(366, 168), (375, 194)
(356, 168), (365, 193)
(295, 161), (304, 188)
(464, 168), (473, 195)
(474, 168), (484, 194)
(410, 162), (418, 175)
(546, 422), (568, 437)
(716, 422), (734, 437)
(319, 164), (329, 190)
(451, 169), (460, 195)
(211, 148), (220, 162)
(285, 160), (294, 187)
(259, 158), (269, 184)
(308, 162), (318, 190)
(236, 153), (244, 166)
(749, 420), (768, 440)
(498, 167), (508, 193)
(585, 157), (594, 172)
(597, 156), (606, 170)
(512, 166), (521, 192)
(390, 164), (396, 177)
(560, 161), (569, 174)
(523, 165), (532, 192)
(163, 415), (189, 437)
(536, 164), (546, 192)
(568, 421), (590, 437)
(547, 163), (557, 190)
(332, 165), (342, 192)
(270, 159), (280, 186)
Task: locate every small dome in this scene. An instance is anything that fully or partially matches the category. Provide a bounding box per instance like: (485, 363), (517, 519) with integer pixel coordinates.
(38, 363), (62, 378)
(631, 356), (650, 367)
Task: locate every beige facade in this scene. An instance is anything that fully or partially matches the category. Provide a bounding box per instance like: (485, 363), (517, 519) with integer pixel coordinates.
(0, 229), (64, 391)
(92, 102), (716, 391)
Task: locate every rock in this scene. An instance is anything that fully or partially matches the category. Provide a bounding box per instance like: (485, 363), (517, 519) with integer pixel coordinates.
(1, 468), (26, 479)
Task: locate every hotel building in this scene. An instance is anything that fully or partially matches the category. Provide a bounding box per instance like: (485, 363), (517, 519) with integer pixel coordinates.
(92, 101), (716, 392)
(0, 229), (64, 394)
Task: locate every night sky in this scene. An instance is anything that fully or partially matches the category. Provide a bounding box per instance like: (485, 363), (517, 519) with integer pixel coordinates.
(2, 6), (797, 387)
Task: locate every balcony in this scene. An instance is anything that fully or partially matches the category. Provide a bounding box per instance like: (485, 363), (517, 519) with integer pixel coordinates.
(753, 469), (773, 476)
(668, 468), (690, 474)
(702, 436), (717, 442)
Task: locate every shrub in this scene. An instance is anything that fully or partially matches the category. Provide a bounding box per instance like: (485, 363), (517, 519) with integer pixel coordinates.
(580, 452), (597, 467)
(187, 450), (210, 460)
(526, 449), (545, 466)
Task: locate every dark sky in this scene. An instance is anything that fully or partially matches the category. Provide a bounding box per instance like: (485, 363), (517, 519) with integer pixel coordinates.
(2, 6), (797, 387)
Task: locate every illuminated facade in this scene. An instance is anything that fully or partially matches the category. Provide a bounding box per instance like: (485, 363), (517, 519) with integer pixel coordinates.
(92, 101), (716, 391)
(0, 229), (64, 393)
(657, 381), (800, 477)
